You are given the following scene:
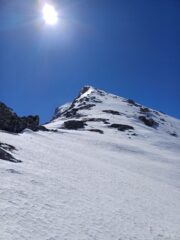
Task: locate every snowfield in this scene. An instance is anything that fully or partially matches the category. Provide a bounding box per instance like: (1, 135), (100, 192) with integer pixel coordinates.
(0, 86), (180, 240)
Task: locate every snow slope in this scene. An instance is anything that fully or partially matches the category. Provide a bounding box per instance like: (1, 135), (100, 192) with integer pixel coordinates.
(0, 86), (180, 240)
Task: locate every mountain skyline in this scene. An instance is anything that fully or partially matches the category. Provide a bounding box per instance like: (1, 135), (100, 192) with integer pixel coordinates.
(1, 1), (180, 239)
(1, 85), (180, 125)
(0, 85), (179, 137)
(0, 85), (179, 239)
(0, 0), (179, 122)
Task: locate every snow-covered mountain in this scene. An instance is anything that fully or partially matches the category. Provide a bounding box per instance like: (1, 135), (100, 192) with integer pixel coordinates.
(0, 86), (180, 240)
(48, 86), (179, 137)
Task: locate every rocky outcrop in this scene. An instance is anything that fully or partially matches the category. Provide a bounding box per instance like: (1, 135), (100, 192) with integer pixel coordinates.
(138, 116), (158, 127)
(88, 129), (104, 134)
(0, 142), (21, 163)
(169, 132), (178, 137)
(127, 99), (140, 107)
(64, 120), (86, 130)
(83, 118), (109, 124)
(102, 110), (121, 115)
(52, 86), (101, 120)
(109, 124), (134, 131)
(140, 107), (150, 113)
(0, 102), (39, 133)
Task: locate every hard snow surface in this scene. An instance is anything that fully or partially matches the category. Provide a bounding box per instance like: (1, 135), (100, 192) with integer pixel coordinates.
(0, 86), (180, 240)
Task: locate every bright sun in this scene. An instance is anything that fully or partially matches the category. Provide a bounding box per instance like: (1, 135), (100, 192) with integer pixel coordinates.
(42, 3), (58, 25)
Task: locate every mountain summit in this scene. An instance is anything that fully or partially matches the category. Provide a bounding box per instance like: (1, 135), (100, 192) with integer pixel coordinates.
(47, 85), (179, 138)
(0, 86), (180, 240)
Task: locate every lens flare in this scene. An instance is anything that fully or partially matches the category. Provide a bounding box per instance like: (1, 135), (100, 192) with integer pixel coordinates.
(42, 3), (58, 25)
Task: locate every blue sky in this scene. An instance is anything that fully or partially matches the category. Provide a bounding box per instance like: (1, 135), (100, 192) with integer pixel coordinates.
(0, 0), (179, 123)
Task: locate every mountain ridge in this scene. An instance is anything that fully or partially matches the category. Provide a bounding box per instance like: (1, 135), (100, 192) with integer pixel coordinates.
(52, 85), (175, 121)
(47, 85), (179, 139)
(0, 86), (180, 240)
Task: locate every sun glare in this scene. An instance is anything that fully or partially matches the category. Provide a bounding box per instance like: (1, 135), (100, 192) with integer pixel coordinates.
(42, 3), (58, 25)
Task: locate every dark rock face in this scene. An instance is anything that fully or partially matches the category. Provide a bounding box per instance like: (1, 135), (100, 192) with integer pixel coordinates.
(60, 104), (95, 119)
(36, 126), (57, 133)
(0, 142), (22, 163)
(63, 109), (81, 118)
(170, 132), (178, 137)
(89, 97), (102, 104)
(0, 142), (16, 152)
(20, 116), (39, 131)
(0, 148), (15, 162)
(55, 87), (100, 120)
(78, 86), (91, 96)
(160, 118), (165, 122)
(127, 99), (140, 107)
(88, 129), (104, 134)
(78, 104), (96, 111)
(64, 120), (86, 130)
(36, 126), (50, 132)
(102, 110), (121, 115)
(109, 124), (134, 131)
(140, 107), (150, 113)
(83, 118), (109, 124)
(52, 86), (104, 121)
(0, 102), (39, 133)
(139, 116), (158, 127)
(71, 86), (93, 107)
